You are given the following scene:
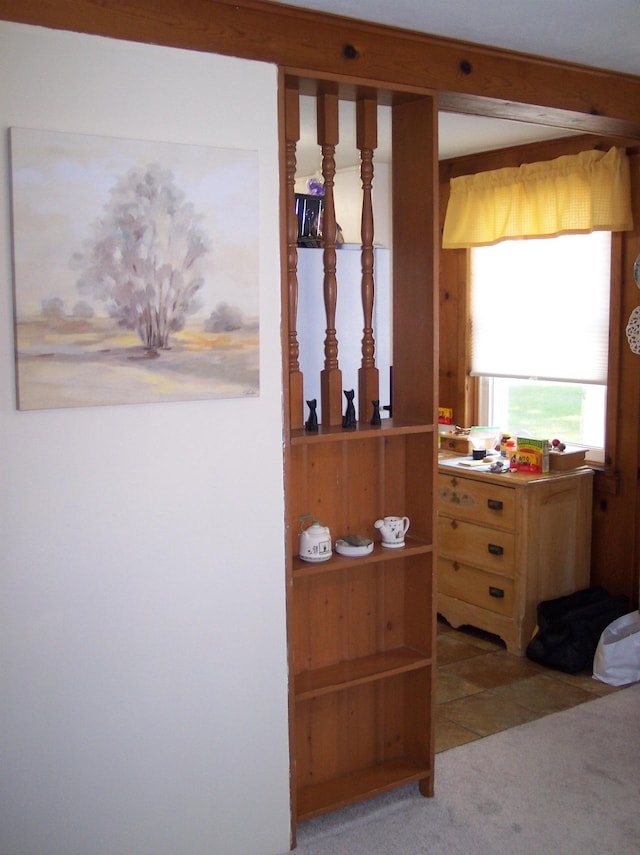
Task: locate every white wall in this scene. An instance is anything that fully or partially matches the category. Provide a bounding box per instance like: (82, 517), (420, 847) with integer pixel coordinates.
(0, 22), (290, 855)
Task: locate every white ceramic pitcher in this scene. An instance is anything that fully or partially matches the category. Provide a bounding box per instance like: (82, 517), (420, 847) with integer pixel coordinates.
(374, 515), (410, 548)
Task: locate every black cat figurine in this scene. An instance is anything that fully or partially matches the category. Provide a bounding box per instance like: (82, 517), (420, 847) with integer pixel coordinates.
(342, 389), (356, 429)
(305, 398), (318, 432)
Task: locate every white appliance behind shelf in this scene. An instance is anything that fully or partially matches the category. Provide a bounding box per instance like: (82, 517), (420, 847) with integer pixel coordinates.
(296, 246), (391, 424)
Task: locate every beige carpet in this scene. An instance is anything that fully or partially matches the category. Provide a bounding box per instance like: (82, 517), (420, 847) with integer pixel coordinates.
(289, 682), (640, 854)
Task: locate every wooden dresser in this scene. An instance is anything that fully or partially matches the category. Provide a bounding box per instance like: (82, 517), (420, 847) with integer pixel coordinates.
(437, 456), (593, 655)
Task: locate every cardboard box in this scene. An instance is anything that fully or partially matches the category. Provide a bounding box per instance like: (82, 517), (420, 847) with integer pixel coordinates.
(549, 446), (588, 470)
(510, 437), (550, 473)
(439, 435), (472, 454)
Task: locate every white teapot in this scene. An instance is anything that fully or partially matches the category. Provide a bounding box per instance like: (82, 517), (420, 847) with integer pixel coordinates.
(299, 517), (332, 562)
(374, 515), (410, 548)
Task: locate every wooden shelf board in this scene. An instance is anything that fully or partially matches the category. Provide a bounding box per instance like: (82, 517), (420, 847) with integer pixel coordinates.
(295, 646), (431, 700)
(292, 537), (433, 576)
(297, 758), (432, 822)
(290, 418), (434, 445)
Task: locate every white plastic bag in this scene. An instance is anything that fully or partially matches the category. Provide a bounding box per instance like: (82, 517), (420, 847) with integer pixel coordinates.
(593, 610), (640, 686)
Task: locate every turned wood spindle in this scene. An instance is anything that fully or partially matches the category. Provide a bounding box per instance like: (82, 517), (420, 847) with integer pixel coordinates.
(284, 81), (304, 430)
(356, 97), (379, 422)
(317, 90), (343, 426)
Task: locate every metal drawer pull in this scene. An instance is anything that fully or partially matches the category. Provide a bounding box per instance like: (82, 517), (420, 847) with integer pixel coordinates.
(489, 586), (504, 599)
(487, 499), (503, 511)
(488, 543), (504, 555)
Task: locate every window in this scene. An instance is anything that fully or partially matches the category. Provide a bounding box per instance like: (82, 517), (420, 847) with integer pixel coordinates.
(471, 231), (611, 462)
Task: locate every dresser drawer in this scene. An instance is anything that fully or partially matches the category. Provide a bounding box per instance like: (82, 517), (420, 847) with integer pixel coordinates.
(438, 516), (515, 577)
(438, 558), (514, 617)
(438, 473), (516, 530)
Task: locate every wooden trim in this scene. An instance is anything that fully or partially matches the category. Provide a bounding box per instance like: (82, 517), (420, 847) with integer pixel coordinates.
(605, 232), (624, 471)
(461, 250), (476, 428)
(2, 0), (640, 137)
(594, 469), (621, 497)
(440, 134), (640, 183)
(438, 91), (640, 139)
(392, 94), (439, 424)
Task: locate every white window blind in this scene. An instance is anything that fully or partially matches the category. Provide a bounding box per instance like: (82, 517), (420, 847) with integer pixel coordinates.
(470, 231), (611, 385)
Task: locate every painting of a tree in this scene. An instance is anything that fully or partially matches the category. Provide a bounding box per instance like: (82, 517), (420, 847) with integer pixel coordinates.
(73, 164), (210, 352)
(9, 128), (259, 410)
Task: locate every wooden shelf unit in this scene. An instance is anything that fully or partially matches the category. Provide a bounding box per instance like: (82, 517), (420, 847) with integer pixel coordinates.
(281, 80), (439, 835)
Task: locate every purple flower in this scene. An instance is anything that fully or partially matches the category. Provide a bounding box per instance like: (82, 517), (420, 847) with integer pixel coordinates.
(307, 177), (325, 196)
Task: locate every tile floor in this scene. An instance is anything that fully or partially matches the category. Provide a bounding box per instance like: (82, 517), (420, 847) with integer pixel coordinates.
(435, 615), (620, 753)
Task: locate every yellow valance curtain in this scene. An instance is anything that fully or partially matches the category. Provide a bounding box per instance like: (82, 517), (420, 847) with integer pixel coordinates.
(442, 146), (633, 249)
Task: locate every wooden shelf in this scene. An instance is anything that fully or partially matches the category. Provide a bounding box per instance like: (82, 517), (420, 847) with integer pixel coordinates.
(290, 418), (434, 445)
(295, 646), (431, 700)
(297, 759), (432, 822)
(283, 87), (438, 837)
(292, 537), (433, 576)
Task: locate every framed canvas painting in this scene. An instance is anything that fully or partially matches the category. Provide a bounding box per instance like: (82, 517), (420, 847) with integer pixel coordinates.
(9, 127), (260, 410)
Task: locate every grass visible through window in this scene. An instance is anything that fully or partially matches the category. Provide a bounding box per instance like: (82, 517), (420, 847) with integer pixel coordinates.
(507, 384), (585, 443)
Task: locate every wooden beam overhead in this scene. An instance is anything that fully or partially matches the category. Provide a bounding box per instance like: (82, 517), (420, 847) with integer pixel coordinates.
(2, 0), (640, 138)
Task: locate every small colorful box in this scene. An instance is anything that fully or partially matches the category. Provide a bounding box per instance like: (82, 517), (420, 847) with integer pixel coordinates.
(510, 438), (550, 473)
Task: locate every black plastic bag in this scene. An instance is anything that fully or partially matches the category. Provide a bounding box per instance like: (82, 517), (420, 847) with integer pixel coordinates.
(526, 586), (629, 673)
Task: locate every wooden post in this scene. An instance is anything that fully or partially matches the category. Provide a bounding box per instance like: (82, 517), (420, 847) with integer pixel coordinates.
(317, 89), (343, 426)
(392, 95), (439, 425)
(284, 80), (304, 429)
(356, 97), (379, 423)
